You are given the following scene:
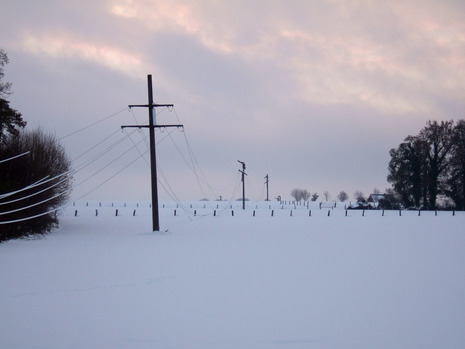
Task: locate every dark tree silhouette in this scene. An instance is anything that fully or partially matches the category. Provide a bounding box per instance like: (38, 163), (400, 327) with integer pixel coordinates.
(0, 129), (72, 241)
(337, 191), (348, 202)
(0, 49), (26, 142)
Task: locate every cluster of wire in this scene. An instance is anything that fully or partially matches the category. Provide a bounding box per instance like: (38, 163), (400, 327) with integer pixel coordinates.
(0, 153), (73, 224)
(1, 105), (245, 224)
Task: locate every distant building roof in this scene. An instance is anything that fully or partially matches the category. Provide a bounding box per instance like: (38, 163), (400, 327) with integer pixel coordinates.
(367, 194), (389, 203)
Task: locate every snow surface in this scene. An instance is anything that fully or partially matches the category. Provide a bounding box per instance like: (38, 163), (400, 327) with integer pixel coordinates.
(1, 201), (465, 348)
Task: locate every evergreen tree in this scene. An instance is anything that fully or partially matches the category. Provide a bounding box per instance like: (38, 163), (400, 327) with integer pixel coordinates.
(0, 49), (26, 142)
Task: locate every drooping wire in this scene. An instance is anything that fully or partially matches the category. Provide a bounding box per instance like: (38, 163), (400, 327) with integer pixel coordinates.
(71, 128), (122, 163)
(0, 174), (72, 206)
(166, 130), (208, 199)
(59, 107), (127, 140)
(0, 151), (30, 164)
(0, 171), (71, 200)
(73, 135), (148, 189)
(72, 129), (137, 173)
(248, 177), (265, 201)
(156, 161), (193, 219)
(0, 187), (71, 216)
(72, 149), (149, 202)
(0, 206), (63, 225)
(172, 107), (239, 196)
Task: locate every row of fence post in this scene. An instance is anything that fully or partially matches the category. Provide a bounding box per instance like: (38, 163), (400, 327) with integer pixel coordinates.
(73, 208), (457, 217)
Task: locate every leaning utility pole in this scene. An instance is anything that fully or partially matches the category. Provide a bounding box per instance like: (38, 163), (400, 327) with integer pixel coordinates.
(238, 160), (247, 210)
(264, 174), (269, 201)
(122, 75), (182, 231)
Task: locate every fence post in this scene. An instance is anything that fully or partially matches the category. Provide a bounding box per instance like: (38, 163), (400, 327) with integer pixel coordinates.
(271, 210), (274, 217)
(133, 209), (136, 216)
(115, 209), (118, 216)
(214, 210), (216, 216)
(75, 210), (77, 216)
(174, 209), (176, 216)
(345, 210), (348, 217)
(95, 209), (98, 217)
(309, 210), (311, 217)
(327, 210), (330, 216)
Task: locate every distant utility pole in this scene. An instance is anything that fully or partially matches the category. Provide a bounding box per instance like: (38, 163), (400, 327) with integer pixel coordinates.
(238, 160), (247, 210)
(121, 75), (182, 232)
(264, 174), (269, 201)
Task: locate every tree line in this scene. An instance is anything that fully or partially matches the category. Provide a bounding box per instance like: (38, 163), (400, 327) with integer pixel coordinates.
(291, 120), (465, 211)
(388, 120), (465, 210)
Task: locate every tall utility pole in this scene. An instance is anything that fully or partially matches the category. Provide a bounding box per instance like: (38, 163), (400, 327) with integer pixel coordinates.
(122, 75), (182, 231)
(264, 174), (269, 201)
(238, 160), (247, 210)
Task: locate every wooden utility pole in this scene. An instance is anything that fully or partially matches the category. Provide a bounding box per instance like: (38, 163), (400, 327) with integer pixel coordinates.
(122, 75), (182, 231)
(238, 160), (247, 209)
(264, 174), (269, 201)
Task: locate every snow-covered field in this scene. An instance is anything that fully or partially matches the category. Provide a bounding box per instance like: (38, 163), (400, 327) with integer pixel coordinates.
(1, 201), (465, 348)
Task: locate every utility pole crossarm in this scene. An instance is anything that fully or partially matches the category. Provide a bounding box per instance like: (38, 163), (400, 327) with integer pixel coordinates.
(129, 103), (174, 108)
(121, 125), (183, 129)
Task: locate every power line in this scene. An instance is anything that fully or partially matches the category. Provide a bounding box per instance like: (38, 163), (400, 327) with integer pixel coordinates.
(71, 128), (122, 163)
(0, 188), (70, 216)
(0, 206), (62, 225)
(59, 107), (128, 140)
(0, 171), (71, 200)
(0, 151), (30, 164)
(0, 174), (72, 206)
(73, 129), (137, 173)
(74, 135), (148, 189)
(72, 149), (149, 202)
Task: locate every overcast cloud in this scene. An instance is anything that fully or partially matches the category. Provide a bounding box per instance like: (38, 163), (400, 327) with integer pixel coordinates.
(1, 0), (464, 201)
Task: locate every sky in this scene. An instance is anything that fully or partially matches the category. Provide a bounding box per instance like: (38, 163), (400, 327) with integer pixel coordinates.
(1, 0), (465, 202)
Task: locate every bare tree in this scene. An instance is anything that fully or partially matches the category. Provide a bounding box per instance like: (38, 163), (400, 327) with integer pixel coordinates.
(290, 188), (303, 202)
(301, 189), (311, 202)
(323, 191), (330, 201)
(337, 191), (348, 202)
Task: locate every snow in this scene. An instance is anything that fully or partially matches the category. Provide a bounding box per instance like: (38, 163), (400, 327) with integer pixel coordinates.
(1, 201), (465, 348)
